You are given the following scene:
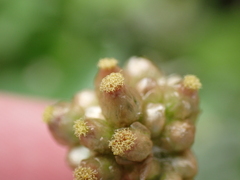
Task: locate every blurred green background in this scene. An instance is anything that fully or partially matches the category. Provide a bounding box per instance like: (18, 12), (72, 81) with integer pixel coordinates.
(1, 0), (240, 179)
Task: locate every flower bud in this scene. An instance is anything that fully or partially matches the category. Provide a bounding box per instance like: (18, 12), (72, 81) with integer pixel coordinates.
(66, 146), (92, 169)
(160, 121), (195, 152)
(99, 72), (142, 127)
(73, 118), (113, 154)
(136, 78), (163, 104)
(43, 101), (84, 146)
(170, 150), (197, 179)
(73, 156), (122, 180)
(143, 103), (165, 138)
(84, 106), (105, 119)
(95, 58), (121, 93)
(124, 57), (162, 86)
(139, 154), (161, 180)
(72, 90), (98, 110)
(109, 122), (152, 162)
(160, 172), (182, 180)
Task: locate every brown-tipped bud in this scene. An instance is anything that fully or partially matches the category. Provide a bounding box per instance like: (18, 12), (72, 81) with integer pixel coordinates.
(124, 57), (162, 86)
(95, 58), (121, 92)
(143, 103), (165, 138)
(72, 90), (98, 110)
(136, 78), (163, 104)
(170, 150), (198, 179)
(139, 155), (161, 180)
(160, 121), (195, 152)
(160, 172), (182, 180)
(74, 156), (122, 180)
(73, 118), (113, 153)
(99, 72), (142, 127)
(109, 122), (152, 162)
(43, 102), (84, 146)
(66, 146), (91, 169)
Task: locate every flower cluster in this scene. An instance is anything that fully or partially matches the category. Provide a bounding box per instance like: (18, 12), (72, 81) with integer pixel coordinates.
(43, 57), (201, 180)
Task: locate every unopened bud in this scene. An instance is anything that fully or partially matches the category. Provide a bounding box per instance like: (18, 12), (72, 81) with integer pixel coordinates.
(160, 121), (195, 152)
(170, 150), (198, 179)
(124, 57), (162, 86)
(66, 146), (91, 169)
(72, 90), (98, 110)
(136, 78), (163, 104)
(143, 103), (165, 138)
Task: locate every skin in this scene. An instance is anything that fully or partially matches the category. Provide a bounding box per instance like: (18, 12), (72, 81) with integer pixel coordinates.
(0, 92), (72, 180)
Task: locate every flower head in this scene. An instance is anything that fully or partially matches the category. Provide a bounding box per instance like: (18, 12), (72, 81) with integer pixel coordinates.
(183, 75), (202, 90)
(43, 106), (53, 123)
(100, 72), (124, 93)
(73, 166), (98, 180)
(109, 128), (137, 155)
(73, 119), (89, 137)
(98, 58), (118, 70)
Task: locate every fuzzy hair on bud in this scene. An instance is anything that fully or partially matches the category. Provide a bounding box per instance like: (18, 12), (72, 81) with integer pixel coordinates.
(100, 72), (124, 93)
(183, 75), (202, 90)
(73, 166), (98, 180)
(98, 58), (118, 70)
(73, 119), (89, 137)
(43, 106), (53, 123)
(109, 128), (137, 155)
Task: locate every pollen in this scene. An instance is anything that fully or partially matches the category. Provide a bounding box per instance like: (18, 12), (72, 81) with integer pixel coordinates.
(109, 128), (137, 156)
(183, 75), (202, 90)
(100, 72), (124, 93)
(73, 119), (89, 137)
(73, 166), (98, 180)
(98, 58), (118, 70)
(43, 106), (53, 123)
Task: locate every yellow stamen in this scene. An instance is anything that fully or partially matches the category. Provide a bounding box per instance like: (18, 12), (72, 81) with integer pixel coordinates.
(183, 75), (202, 90)
(100, 72), (124, 93)
(98, 58), (118, 69)
(73, 166), (98, 180)
(109, 128), (137, 155)
(43, 106), (53, 124)
(73, 119), (89, 137)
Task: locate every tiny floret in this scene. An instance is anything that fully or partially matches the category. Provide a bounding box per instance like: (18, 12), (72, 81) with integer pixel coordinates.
(109, 128), (137, 155)
(98, 58), (118, 69)
(100, 72), (124, 93)
(183, 75), (202, 90)
(74, 166), (98, 180)
(73, 119), (89, 137)
(43, 106), (53, 123)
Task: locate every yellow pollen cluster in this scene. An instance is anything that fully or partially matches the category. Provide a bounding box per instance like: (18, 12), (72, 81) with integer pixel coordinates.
(109, 128), (137, 155)
(100, 72), (124, 93)
(98, 58), (118, 69)
(43, 106), (53, 123)
(73, 119), (89, 137)
(183, 75), (202, 90)
(74, 166), (98, 180)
